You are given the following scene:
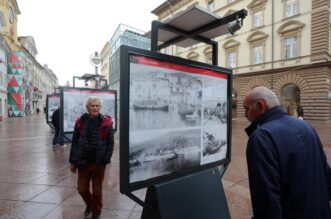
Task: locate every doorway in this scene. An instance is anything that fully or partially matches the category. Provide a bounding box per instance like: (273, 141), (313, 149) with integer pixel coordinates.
(280, 84), (300, 116)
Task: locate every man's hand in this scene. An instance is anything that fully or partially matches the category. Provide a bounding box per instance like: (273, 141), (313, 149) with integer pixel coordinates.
(70, 164), (77, 173)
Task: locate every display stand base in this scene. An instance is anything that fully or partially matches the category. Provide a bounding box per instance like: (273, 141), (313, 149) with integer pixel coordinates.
(141, 167), (230, 219)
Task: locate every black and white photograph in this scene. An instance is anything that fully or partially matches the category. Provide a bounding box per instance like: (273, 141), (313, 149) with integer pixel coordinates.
(62, 88), (116, 133)
(46, 94), (60, 123)
(120, 48), (231, 192)
(129, 128), (201, 183)
(130, 63), (203, 131)
(201, 125), (227, 164)
(202, 76), (228, 125)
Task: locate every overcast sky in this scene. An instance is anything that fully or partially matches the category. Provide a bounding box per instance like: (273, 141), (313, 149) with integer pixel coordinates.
(16, 0), (165, 85)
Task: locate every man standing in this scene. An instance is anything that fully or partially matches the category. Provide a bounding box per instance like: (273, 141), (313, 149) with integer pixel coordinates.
(243, 86), (331, 219)
(51, 107), (64, 147)
(69, 96), (114, 219)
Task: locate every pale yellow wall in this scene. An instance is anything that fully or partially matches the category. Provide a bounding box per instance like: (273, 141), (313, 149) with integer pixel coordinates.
(100, 42), (110, 83)
(0, 0), (20, 50)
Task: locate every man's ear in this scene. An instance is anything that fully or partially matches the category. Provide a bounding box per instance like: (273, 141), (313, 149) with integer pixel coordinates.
(256, 99), (268, 114)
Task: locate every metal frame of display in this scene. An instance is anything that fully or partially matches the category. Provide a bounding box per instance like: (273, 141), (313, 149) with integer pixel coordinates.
(120, 6), (247, 219)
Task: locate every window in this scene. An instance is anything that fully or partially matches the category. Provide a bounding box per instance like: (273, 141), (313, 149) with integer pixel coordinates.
(176, 46), (182, 53)
(253, 45), (263, 64)
(277, 20), (304, 61)
(253, 11), (264, 28)
(207, 0), (214, 11)
(203, 46), (213, 64)
(223, 39), (240, 69)
(285, 0), (298, 17)
(228, 51), (237, 68)
(284, 36), (297, 59)
(205, 53), (212, 64)
(187, 51), (199, 61)
(0, 11), (6, 31)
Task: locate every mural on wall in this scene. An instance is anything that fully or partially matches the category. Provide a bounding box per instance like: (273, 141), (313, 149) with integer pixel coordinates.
(7, 52), (24, 117)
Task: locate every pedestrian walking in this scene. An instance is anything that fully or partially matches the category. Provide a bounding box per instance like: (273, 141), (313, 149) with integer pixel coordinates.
(243, 86), (331, 219)
(51, 107), (64, 147)
(297, 105), (304, 120)
(69, 96), (114, 219)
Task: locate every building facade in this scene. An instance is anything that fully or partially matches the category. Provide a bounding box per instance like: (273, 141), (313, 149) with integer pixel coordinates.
(0, 0), (20, 117)
(152, 0), (331, 121)
(108, 23), (151, 96)
(100, 41), (110, 85)
(0, 34), (10, 117)
(0, 1), (58, 117)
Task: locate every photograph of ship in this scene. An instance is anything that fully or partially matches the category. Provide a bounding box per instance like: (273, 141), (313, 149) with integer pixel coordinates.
(129, 128), (201, 183)
(62, 89), (116, 132)
(130, 63), (203, 131)
(47, 95), (60, 123)
(201, 125), (227, 164)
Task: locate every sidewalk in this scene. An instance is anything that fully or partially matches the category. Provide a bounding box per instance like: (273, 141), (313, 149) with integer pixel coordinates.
(0, 114), (330, 218)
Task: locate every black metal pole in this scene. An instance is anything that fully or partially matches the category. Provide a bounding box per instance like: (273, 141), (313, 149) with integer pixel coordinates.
(212, 42), (218, 66)
(151, 20), (159, 52)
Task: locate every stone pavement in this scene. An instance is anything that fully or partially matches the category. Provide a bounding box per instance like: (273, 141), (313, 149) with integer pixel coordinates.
(0, 114), (330, 219)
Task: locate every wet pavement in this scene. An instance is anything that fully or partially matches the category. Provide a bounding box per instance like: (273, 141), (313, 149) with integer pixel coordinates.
(0, 114), (330, 219)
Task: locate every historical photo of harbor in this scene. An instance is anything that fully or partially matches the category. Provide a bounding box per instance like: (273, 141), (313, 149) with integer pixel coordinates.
(129, 63), (203, 131)
(126, 55), (230, 185)
(47, 94), (60, 123)
(62, 89), (116, 133)
(129, 128), (201, 183)
(201, 125), (227, 164)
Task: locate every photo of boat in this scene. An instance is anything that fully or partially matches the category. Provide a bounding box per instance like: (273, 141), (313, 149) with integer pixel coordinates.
(141, 151), (178, 163)
(203, 132), (227, 156)
(133, 98), (169, 111)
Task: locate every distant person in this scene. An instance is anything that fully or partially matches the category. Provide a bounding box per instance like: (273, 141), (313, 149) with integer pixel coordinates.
(69, 96), (114, 219)
(51, 107), (64, 147)
(297, 105), (304, 120)
(243, 86), (331, 219)
(36, 108), (40, 114)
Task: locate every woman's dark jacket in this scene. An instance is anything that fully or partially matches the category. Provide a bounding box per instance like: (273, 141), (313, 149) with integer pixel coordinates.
(69, 113), (114, 168)
(245, 106), (331, 219)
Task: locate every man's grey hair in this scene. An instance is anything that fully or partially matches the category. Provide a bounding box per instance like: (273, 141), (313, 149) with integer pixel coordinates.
(249, 86), (280, 107)
(86, 96), (102, 107)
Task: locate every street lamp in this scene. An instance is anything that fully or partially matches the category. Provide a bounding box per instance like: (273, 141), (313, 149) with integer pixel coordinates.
(90, 51), (102, 88)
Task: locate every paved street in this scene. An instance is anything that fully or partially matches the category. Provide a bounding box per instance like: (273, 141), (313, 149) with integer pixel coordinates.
(0, 113), (330, 219)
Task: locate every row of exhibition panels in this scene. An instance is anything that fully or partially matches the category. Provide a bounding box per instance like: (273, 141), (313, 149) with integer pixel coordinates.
(45, 45), (232, 197)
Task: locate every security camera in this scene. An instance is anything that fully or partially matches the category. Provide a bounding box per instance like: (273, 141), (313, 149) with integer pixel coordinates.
(228, 16), (242, 35)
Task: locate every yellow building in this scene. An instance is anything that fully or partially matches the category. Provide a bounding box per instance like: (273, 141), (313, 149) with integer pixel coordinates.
(100, 41), (110, 85)
(0, 0), (20, 50)
(152, 0), (331, 121)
